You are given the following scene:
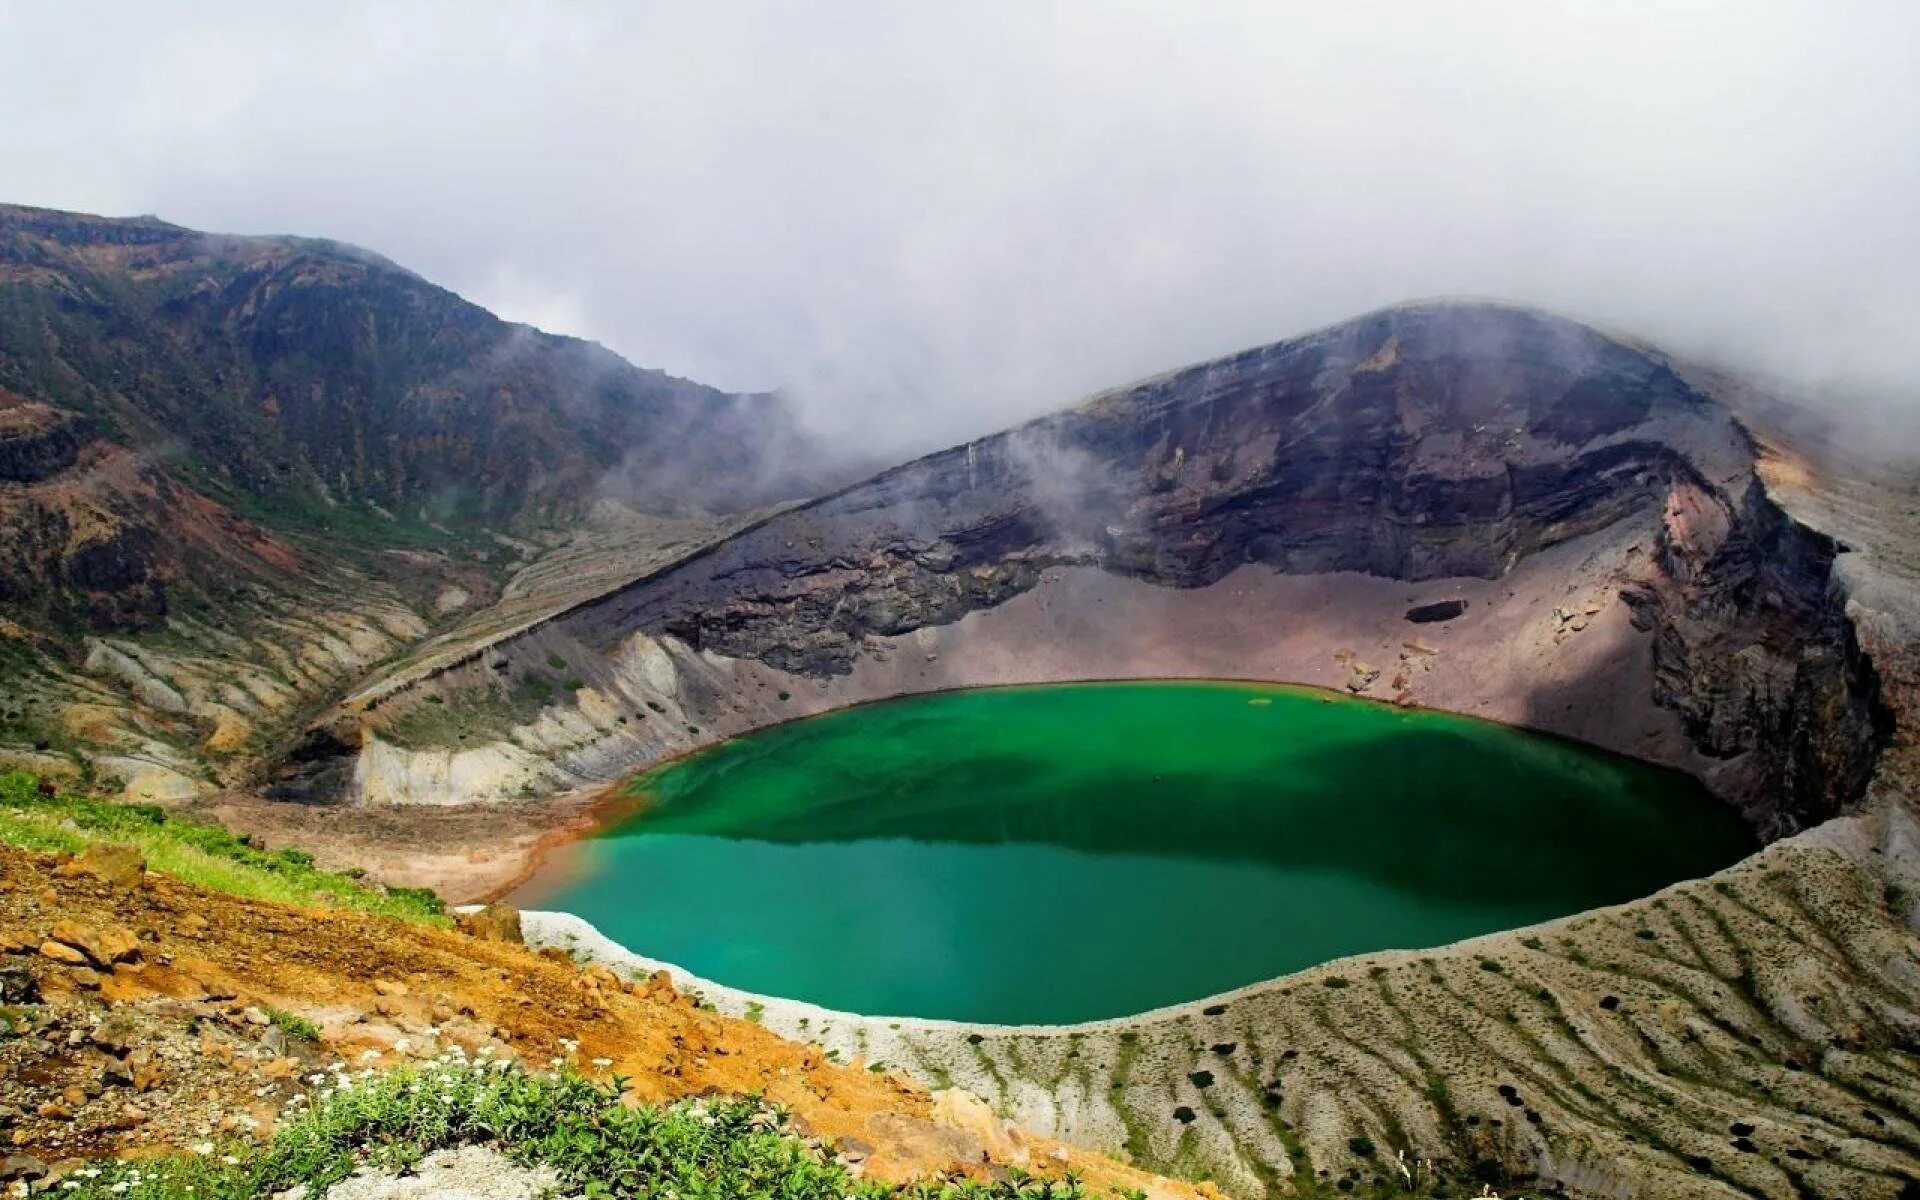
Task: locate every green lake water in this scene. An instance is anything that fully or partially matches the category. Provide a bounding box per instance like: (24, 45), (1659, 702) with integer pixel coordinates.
(528, 682), (1755, 1024)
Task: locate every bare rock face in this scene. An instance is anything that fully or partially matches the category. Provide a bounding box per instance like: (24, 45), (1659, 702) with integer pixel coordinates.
(1621, 478), (1885, 834)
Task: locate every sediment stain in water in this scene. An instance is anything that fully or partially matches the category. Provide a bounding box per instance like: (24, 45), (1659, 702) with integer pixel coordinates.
(525, 682), (1754, 1024)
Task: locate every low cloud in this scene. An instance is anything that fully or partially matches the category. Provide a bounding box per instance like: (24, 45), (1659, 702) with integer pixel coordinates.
(2, 1), (1915, 457)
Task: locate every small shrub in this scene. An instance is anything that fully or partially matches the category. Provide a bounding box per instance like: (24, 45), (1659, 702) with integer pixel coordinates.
(264, 1006), (321, 1041)
(547, 654), (569, 670)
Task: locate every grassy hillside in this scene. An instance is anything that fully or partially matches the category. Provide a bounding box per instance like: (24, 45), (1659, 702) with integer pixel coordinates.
(0, 769), (443, 922)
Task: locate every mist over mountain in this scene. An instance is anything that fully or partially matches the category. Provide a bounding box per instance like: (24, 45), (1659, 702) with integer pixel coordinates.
(2, 2), (1915, 458)
(0, 204), (835, 524)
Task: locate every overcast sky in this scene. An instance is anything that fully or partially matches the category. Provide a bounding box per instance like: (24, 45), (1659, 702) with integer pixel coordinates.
(2, 1), (1915, 452)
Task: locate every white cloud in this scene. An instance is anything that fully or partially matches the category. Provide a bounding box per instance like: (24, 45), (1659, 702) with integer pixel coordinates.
(1, 0), (1914, 455)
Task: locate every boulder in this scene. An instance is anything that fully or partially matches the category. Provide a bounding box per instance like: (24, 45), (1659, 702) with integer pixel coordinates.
(0, 1155), (48, 1183)
(834, 1135), (874, 1164)
(0, 965), (39, 1004)
(66, 843), (146, 888)
(91, 1014), (138, 1054)
(455, 903), (525, 944)
(638, 969), (678, 1003)
(38, 940), (87, 967)
(49, 919), (141, 969)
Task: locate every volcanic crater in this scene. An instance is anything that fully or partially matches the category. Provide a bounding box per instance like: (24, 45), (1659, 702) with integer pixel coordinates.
(274, 301), (1920, 1198)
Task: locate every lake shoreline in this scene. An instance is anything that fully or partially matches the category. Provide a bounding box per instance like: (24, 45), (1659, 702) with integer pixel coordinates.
(510, 679), (1751, 1023)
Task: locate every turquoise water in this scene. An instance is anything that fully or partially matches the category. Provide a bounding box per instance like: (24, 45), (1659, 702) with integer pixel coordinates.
(526, 682), (1755, 1024)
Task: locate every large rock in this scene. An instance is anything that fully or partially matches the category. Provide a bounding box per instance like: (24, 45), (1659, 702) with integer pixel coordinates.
(0, 965), (39, 1004)
(56, 842), (147, 888)
(0, 1155), (48, 1183)
(48, 919), (141, 969)
(455, 903), (525, 944)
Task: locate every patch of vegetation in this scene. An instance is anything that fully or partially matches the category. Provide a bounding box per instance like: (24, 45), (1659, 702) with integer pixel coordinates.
(0, 771), (446, 925)
(547, 654), (569, 671)
(382, 674), (572, 749)
(47, 1059), (1106, 1199)
(264, 1006), (322, 1042)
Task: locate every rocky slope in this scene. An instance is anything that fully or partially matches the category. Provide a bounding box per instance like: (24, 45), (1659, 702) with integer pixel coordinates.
(0, 203), (846, 801)
(317, 303), (1882, 839)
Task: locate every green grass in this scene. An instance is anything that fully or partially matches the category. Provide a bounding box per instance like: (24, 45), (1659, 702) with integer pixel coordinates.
(379, 675), (561, 749)
(40, 1059), (1105, 1200)
(264, 1006), (322, 1042)
(0, 771), (446, 925)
